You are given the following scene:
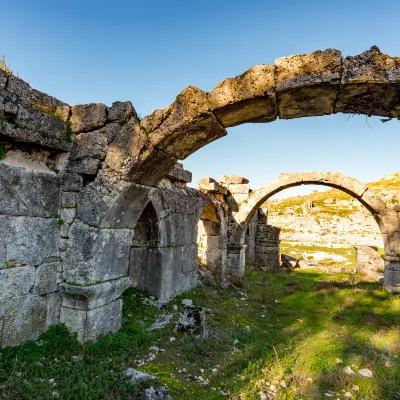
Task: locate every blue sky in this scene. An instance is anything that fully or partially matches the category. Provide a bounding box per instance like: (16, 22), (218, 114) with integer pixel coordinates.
(3, 0), (400, 197)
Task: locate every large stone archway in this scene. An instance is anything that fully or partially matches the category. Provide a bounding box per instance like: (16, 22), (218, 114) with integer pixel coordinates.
(111, 46), (400, 186)
(228, 172), (400, 293)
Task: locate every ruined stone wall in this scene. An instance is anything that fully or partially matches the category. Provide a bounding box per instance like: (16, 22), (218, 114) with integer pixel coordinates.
(354, 245), (385, 281)
(254, 210), (281, 272)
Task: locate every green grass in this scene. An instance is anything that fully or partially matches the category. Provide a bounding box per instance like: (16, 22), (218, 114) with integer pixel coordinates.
(0, 271), (399, 399)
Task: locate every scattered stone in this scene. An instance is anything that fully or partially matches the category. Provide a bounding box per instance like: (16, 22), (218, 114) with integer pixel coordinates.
(335, 358), (343, 364)
(148, 314), (175, 331)
(358, 368), (373, 378)
(173, 305), (178, 311)
(141, 385), (172, 400)
(181, 299), (193, 306)
(174, 305), (208, 338)
(244, 326), (251, 332)
(342, 366), (356, 375)
(124, 368), (156, 384)
(169, 337), (176, 343)
(71, 355), (82, 362)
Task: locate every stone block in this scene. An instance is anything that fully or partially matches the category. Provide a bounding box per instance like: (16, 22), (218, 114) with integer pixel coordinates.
(64, 220), (134, 284)
(45, 291), (62, 328)
(336, 46), (400, 117)
(0, 162), (61, 217)
(0, 294), (47, 348)
(34, 262), (59, 295)
(219, 175), (249, 184)
(70, 103), (107, 133)
(208, 64), (276, 127)
(275, 49), (341, 118)
(159, 213), (199, 246)
(228, 183), (250, 194)
(67, 157), (101, 175)
(69, 128), (108, 161)
(0, 266), (35, 300)
(144, 86), (227, 159)
(383, 258), (400, 293)
(61, 298), (123, 342)
(108, 101), (136, 122)
(60, 277), (131, 310)
(61, 173), (83, 192)
(130, 247), (162, 297)
(167, 163), (192, 183)
(0, 216), (60, 268)
(61, 192), (77, 208)
(1, 119), (71, 152)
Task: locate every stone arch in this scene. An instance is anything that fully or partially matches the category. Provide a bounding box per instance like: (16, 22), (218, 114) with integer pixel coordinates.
(124, 46), (400, 186)
(230, 172), (400, 292)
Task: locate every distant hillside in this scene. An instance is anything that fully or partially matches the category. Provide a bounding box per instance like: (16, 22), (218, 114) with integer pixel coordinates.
(264, 174), (400, 248)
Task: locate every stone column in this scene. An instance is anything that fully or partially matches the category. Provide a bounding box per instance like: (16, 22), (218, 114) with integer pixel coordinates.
(219, 175), (251, 280)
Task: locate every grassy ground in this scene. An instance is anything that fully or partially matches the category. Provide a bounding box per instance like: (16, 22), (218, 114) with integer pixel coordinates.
(0, 266), (399, 399)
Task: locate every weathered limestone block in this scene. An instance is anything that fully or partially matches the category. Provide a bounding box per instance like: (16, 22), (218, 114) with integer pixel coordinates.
(104, 118), (150, 175)
(61, 172), (83, 192)
(198, 177), (228, 194)
(0, 294), (47, 348)
(228, 183), (250, 194)
(219, 175), (249, 184)
(60, 277), (131, 310)
(69, 128), (108, 160)
(46, 292), (62, 328)
(64, 220), (134, 284)
(383, 231), (400, 256)
(0, 162), (60, 217)
(275, 49), (342, 118)
(34, 262), (59, 295)
(60, 298), (122, 342)
(77, 178), (153, 228)
(0, 89), (18, 114)
(227, 244), (247, 279)
(108, 101), (136, 122)
(336, 46), (400, 117)
(142, 86), (227, 160)
(0, 216), (59, 267)
(360, 189), (388, 214)
(208, 64), (276, 127)
(167, 162), (192, 183)
(67, 157), (101, 175)
(130, 247), (162, 297)
(0, 266), (36, 300)
(321, 172), (345, 188)
(159, 213), (199, 247)
(0, 121), (71, 152)
(70, 103), (107, 133)
(61, 192), (77, 208)
(341, 176), (368, 197)
(374, 209), (400, 235)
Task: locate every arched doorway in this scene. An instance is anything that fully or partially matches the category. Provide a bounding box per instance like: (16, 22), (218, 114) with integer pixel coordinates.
(129, 201), (161, 296)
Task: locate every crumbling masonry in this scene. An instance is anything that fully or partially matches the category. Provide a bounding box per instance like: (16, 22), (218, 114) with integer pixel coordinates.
(1, 46), (400, 346)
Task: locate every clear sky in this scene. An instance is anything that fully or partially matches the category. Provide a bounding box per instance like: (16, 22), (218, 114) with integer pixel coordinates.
(3, 0), (399, 197)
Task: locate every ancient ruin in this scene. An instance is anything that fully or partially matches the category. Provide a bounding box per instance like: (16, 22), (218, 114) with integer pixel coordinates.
(0, 46), (399, 347)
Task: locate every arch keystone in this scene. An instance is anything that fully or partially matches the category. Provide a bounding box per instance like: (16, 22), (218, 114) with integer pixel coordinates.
(275, 49), (342, 119)
(321, 172), (345, 187)
(208, 64), (277, 127)
(301, 172), (323, 184)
